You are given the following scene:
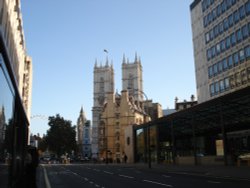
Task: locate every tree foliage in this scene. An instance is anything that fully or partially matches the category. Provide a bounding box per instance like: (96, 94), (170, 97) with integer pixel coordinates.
(46, 114), (77, 157)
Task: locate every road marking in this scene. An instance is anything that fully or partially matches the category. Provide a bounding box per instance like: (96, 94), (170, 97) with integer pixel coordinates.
(119, 174), (134, 179)
(103, 171), (113, 175)
(43, 167), (52, 188)
(143, 180), (173, 187)
(207, 181), (221, 184)
(162, 175), (171, 178)
(93, 169), (100, 172)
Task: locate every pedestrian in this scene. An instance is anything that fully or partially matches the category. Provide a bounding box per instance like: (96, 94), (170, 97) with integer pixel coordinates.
(25, 145), (39, 188)
(124, 154), (128, 163)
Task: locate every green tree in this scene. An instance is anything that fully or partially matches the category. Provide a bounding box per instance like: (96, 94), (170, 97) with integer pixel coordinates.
(46, 114), (77, 157)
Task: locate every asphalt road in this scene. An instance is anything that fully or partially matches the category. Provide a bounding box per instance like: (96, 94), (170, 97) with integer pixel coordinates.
(43, 164), (249, 188)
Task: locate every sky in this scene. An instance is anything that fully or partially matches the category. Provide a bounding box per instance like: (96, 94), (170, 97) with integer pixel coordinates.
(21, 0), (196, 136)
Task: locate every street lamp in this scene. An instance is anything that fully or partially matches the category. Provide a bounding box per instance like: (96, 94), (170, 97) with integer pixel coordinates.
(127, 88), (151, 168)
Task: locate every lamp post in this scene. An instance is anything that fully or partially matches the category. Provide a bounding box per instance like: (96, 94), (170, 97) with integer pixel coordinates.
(127, 88), (151, 168)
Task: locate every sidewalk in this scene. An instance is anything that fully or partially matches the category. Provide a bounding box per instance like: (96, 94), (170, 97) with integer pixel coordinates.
(132, 163), (250, 181)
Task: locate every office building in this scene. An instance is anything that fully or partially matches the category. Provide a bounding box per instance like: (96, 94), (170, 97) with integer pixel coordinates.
(190, 0), (250, 103)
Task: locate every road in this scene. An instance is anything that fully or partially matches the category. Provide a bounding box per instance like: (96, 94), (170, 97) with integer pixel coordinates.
(43, 164), (249, 188)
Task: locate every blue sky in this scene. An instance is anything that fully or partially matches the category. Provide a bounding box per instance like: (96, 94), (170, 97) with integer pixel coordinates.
(21, 0), (195, 136)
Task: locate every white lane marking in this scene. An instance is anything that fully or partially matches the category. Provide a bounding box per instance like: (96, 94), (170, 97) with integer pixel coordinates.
(143, 180), (173, 187)
(119, 174), (134, 179)
(207, 181), (221, 184)
(43, 167), (52, 188)
(162, 175), (171, 178)
(103, 171), (114, 175)
(95, 184), (100, 187)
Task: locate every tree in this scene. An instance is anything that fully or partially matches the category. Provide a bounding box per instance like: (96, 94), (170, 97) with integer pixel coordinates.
(46, 114), (77, 157)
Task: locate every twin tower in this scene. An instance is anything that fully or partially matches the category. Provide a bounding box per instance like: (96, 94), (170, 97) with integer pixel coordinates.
(91, 53), (144, 157)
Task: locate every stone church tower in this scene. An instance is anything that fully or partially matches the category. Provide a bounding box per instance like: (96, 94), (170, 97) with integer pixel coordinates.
(122, 53), (143, 102)
(92, 59), (114, 158)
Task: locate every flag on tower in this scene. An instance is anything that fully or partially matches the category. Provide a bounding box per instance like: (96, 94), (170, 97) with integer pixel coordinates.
(104, 49), (108, 53)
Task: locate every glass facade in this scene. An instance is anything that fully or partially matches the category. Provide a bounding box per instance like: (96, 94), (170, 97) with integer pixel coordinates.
(0, 54), (15, 187)
(0, 52), (29, 187)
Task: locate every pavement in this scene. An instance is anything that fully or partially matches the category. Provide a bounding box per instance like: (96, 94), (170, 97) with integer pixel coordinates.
(36, 163), (250, 188)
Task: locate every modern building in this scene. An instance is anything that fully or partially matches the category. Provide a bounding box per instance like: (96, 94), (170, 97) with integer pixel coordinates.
(132, 0), (250, 167)
(0, 0), (32, 186)
(92, 59), (114, 159)
(82, 120), (91, 158)
(190, 0), (250, 103)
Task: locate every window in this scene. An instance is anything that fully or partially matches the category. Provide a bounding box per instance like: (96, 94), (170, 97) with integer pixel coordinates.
(228, 55), (233, 68)
(236, 29), (242, 42)
(216, 43), (221, 54)
(226, 0), (232, 9)
(223, 18), (229, 30)
(208, 66), (213, 78)
(231, 32), (236, 46)
(207, 49), (212, 60)
(223, 58), (228, 70)
(224, 77), (230, 90)
(233, 10), (239, 23)
(221, 0), (227, 13)
(218, 61), (223, 73)
(226, 36), (231, 49)
(204, 16), (208, 27)
(219, 22), (224, 34)
(242, 25), (249, 39)
(212, 9), (217, 21)
(246, 0), (250, 15)
(245, 45), (250, 60)
(233, 52), (239, 66)
(212, 46), (216, 57)
(220, 40), (226, 52)
(213, 64), (218, 75)
(205, 32), (210, 43)
(210, 83), (215, 96)
(217, 4), (222, 17)
(228, 14), (234, 27)
(220, 80), (225, 92)
(214, 25), (219, 37)
(239, 5), (246, 19)
(215, 82), (219, 94)
(239, 49), (245, 62)
(209, 29), (214, 40)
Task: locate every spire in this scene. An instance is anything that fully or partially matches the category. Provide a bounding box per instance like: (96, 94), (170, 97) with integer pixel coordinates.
(135, 52), (138, 63)
(139, 56), (141, 64)
(80, 106), (83, 114)
(127, 58), (129, 64)
(122, 54), (126, 64)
